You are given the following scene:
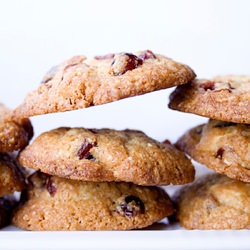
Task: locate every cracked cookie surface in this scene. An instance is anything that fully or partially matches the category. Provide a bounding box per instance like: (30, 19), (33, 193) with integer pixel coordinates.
(18, 127), (195, 186)
(12, 50), (196, 118)
(175, 119), (250, 182)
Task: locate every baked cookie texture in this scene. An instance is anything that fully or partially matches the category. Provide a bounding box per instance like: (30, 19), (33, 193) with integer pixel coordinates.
(0, 195), (17, 229)
(0, 153), (26, 197)
(0, 103), (33, 152)
(175, 119), (250, 182)
(173, 173), (250, 229)
(18, 127), (195, 186)
(169, 75), (250, 124)
(12, 50), (196, 118)
(12, 171), (174, 230)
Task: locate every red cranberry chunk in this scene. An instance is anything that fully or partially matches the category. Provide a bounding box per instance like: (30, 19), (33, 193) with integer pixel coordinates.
(116, 195), (145, 217)
(162, 139), (171, 145)
(138, 50), (156, 60)
(110, 53), (143, 76)
(216, 148), (225, 159)
(77, 139), (97, 160)
(64, 63), (79, 71)
(28, 171), (57, 197)
(94, 53), (115, 60)
(200, 81), (215, 91)
(41, 65), (58, 84)
(46, 176), (57, 197)
(228, 83), (235, 90)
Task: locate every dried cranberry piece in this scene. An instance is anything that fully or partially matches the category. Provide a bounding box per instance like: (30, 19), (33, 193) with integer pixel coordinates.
(94, 53), (115, 60)
(41, 65), (58, 84)
(216, 148), (225, 159)
(46, 176), (57, 197)
(28, 171), (57, 197)
(138, 50), (156, 60)
(200, 81), (215, 91)
(77, 139), (97, 160)
(228, 83), (235, 90)
(162, 139), (171, 145)
(64, 63), (79, 71)
(116, 195), (145, 217)
(110, 53), (143, 76)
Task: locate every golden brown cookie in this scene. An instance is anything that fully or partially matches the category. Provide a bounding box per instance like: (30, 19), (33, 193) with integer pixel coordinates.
(175, 119), (250, 182)
(0, 103), (33, 152)
(173, 173), (250, 229)
(12, 171), (174, 230)
(12, 50), (196, 118)
(0, 153), (26, 197)
(0, 195), (17, 229)
(18, 127), (195, 186)
(169, 75), (250, 124)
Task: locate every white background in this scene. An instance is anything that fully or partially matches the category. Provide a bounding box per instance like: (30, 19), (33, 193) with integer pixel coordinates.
(0, 0), (250, 142)
(0, 1), (250, 248)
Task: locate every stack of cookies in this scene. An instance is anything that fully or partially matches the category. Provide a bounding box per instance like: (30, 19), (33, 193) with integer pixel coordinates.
(168, 75), (250, 229)
(0, 103), (33, 228)
(9, 50), (198, 230)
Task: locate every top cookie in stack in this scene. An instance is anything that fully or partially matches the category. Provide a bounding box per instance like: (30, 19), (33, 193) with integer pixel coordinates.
(12, 50), (196, 118)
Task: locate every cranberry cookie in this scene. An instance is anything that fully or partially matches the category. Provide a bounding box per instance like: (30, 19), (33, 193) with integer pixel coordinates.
(0, 153), (26, 197)
(18, 127), (195, 186)
(12, 50), (196, 118)
(175, 119), (250, 182)
(12, 171), (174, 230)
(173, 173), (250, 229)
(169, 75), (250, 124)
(0, 103), (33, 152)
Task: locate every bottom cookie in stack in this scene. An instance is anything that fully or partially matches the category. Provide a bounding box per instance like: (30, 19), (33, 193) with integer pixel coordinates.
(12, 171), (174, 230)
(172, 173), (250, 229)
(0, 153), (26, 228)
(12, 127), (196, 230)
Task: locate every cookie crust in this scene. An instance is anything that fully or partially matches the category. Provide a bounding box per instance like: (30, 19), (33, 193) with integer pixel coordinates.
(13, 51), (196, 118)
(0, 103), (33, 152)
(175, 120), (250, 182)
(173, 173), (250, 229)
(12, 171), (174, 230)
(169, 75), (250, 124)
(0, 153), (26, 197)
(18, 127), (195, 186)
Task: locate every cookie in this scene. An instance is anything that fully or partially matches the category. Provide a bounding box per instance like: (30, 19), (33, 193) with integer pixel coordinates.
(0, 153), (26, 197)
(12, 171), (174, 230)
(173, 173), (250, 229)
(18, 127), (195, 186)
(0, 103), (33, 152)
(169, 75), (250, 124)
(175, 119), (250, 182)
(12, 50), (196, 118)
(0, 195), (17, 229)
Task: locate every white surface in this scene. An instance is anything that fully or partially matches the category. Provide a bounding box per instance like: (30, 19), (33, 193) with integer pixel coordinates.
(0, 0), (250, 249)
